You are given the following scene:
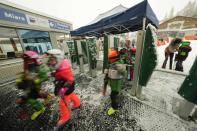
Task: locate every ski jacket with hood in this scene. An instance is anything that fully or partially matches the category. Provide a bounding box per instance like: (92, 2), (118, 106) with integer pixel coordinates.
(54, 59), (75, 96)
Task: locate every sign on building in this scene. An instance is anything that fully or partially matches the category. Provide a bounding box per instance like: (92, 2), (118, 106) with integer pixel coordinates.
(0, 7), (27, 24)
(26, 14), (49, 28)
(49, 20), (71, 31)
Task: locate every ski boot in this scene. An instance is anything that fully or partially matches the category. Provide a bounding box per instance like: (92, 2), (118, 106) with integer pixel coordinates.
(31, 107), (45, 120)
(107, 107), (119, 116)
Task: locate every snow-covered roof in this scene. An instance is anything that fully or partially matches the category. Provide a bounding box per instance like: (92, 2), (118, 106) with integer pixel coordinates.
(160, 16), (197, 25)
(88, 4), (127, 25)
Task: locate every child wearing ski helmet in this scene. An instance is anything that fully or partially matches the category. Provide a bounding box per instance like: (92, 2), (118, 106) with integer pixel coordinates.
(120, 40), (136, 81)
(175, 41), (192, 72)
(103, 49), (126, 115)
(16, 51), (49, 120)
(47, 49), (81, 128)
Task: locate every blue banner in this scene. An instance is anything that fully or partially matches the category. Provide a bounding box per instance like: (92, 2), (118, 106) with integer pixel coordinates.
(0, 8), (27, 24)
(49, 20), (71, 31)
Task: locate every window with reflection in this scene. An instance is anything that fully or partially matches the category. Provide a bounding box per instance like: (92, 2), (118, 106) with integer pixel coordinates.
(0, 27), (23, 60)
(18, 29), (52, 54)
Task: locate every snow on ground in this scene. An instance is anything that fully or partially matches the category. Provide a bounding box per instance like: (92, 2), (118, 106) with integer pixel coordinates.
(0, 74), (146, 131)
(142, 71), (185, 111)
(147, 40), (197, 110)
(134, 40), (197, 130)
(141, 40), (197, 113)
(0, 40), (196, 130)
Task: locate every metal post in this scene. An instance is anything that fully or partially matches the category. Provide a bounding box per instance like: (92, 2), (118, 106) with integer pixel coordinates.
(16, 30), (25, 51)
(131, 30), (145, 96)
(136, 18), (147, 99)
(108, 35), (114, 48)
(103, 34), (109, 73)
(49, 32), (59, 49)
(85, 39), (92, 76)
(76, 40), (84, 73)
(63, 40), (70, 60)
(131, 17), (146, 98)
(142, 17), (146, 30)
(96, 39), (100, 59)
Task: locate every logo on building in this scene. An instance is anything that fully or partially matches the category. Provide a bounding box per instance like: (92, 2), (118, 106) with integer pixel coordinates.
(0, 8), (27, 24)
(26, 15), (49, 28)
(49, 20), (71, 32)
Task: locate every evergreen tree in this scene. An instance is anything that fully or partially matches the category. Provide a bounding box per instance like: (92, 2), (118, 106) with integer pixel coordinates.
(139, 25), (157, 86)
(178, 57), (197, 104)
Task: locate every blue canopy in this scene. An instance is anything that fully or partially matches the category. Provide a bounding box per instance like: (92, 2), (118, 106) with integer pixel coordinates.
(71, 0), (159, 37)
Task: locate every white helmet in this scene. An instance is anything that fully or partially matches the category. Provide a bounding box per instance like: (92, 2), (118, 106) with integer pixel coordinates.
(47, 49), (64, 59)
(47, 49), (64, 69)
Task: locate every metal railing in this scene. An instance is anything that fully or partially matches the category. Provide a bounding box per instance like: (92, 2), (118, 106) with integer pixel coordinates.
(0, 60), (23, 86)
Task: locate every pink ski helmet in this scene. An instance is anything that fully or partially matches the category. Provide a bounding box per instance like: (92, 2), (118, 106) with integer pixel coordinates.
(23, 51), (42, 65)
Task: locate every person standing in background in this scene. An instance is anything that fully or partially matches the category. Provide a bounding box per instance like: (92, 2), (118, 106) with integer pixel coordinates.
(162, 38), (182, 70)
(175, 41), (192, 72)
